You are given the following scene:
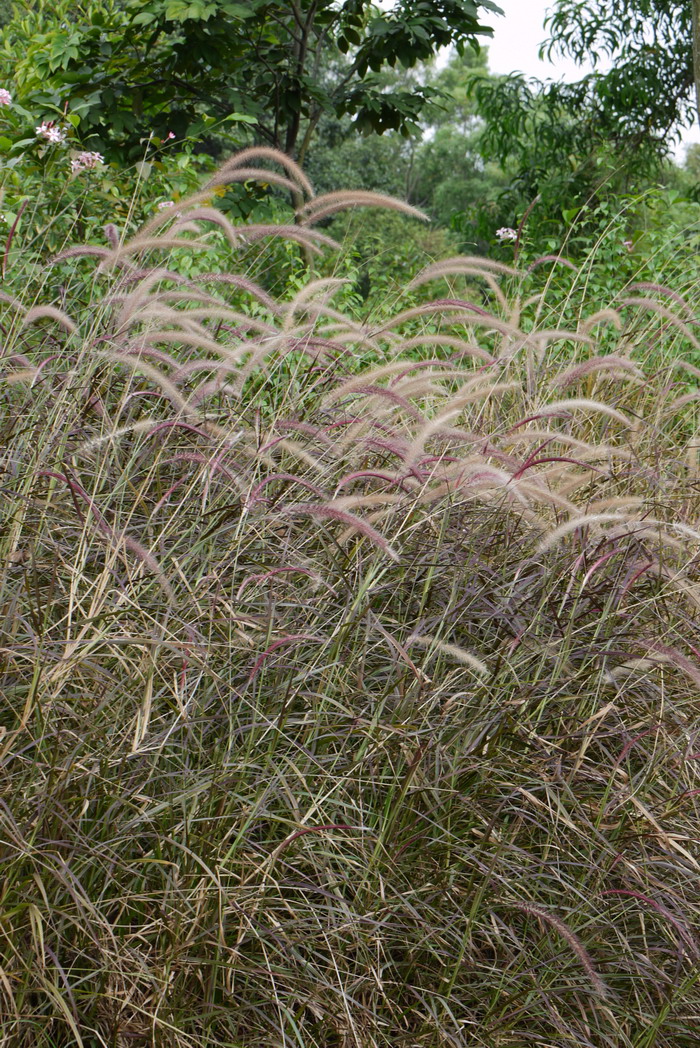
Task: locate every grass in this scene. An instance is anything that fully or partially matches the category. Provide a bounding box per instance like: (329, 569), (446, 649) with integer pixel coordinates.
(0, 149), (699, 1047)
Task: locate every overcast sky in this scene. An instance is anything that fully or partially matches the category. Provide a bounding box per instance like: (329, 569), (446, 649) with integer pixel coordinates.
(484, 0), (698, 162)
(487, 0), (599, 81)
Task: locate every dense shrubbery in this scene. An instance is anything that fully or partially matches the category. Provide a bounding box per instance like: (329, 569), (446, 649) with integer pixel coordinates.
(0, 148), (699, 1047)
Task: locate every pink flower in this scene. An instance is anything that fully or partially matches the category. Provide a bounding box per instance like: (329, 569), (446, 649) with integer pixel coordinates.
(36, 121), (66, 144)
(71, 151), (104, 173)
(157, 200), (175, 210)
(496, 226), (518, 242)
(0, 89), (12, 106)
(83, 151), (102, 168)
(166, 131), (176, 140)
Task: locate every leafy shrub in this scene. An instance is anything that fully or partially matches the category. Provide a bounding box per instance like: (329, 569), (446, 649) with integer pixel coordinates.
(454, 184), (700, 361)
(318, 208), (456, 321)
(0, 104), (315, 310)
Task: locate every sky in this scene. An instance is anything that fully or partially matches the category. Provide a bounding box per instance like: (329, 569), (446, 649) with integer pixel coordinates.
(484, 0), (698, 162)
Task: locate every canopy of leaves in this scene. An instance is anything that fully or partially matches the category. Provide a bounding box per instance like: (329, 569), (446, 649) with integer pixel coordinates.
(1, 0), (502, 162)
(544, 0), (695, 142)
(474, 0), (694, 180)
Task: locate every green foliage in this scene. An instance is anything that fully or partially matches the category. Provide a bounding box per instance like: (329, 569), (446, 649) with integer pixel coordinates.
(414, 124), (505, 230)
(321, 208), (456, 319)
(0, 135), (309, 311)
(0, 0), (257, 163)
(307, 48), (504, 233)
(518, 186), (700, 337)
(463, 1), (697, 263)
(544, 0), (694, 138)
(470, 75), (661, 246)
(0, 0), (502, 163)
(0, 140), (202, 283)
(407, 47), (505, 229)
(304, 113), (412, 199)
(676, 142), (700, 200)
(449, 181), (700, 345)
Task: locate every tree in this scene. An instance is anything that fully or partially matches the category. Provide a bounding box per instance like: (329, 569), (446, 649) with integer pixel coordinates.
(306, 47), (503, 226)
(683, 142), (700, 182)
(409, 47), (505, 230)
(475, 1), (695, 178)
(2, 0), (502, 163)
(461, 1), (699, 255)
(543, 1), (695, 142)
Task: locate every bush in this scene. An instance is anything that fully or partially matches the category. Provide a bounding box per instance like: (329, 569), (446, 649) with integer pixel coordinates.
(318, 208), (456, 320)
(456, 182), (700, 326)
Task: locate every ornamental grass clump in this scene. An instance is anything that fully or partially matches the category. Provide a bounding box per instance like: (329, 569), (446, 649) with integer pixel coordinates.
(0, 149), (699, 1047)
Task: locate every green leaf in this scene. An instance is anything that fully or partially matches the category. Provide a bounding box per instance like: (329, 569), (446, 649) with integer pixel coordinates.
(165, 1), (188, 20)
(221, 1), (257, 16)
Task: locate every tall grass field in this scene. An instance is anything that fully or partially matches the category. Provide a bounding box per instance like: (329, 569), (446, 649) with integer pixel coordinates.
(1, 149), (699, 1047)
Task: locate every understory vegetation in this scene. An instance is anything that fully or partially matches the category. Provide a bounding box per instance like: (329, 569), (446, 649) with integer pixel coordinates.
(0, 147), (699, 1047)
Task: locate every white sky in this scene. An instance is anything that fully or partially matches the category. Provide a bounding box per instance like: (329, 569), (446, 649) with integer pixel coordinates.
(485, 0), (698, 163)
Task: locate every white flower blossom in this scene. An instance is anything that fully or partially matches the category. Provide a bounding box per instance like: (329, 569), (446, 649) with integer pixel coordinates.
(495, 227), (518, 242)
(36, 122), (67, 145)
(0, 89), (12, 106)
(157, 200), (175, 211)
